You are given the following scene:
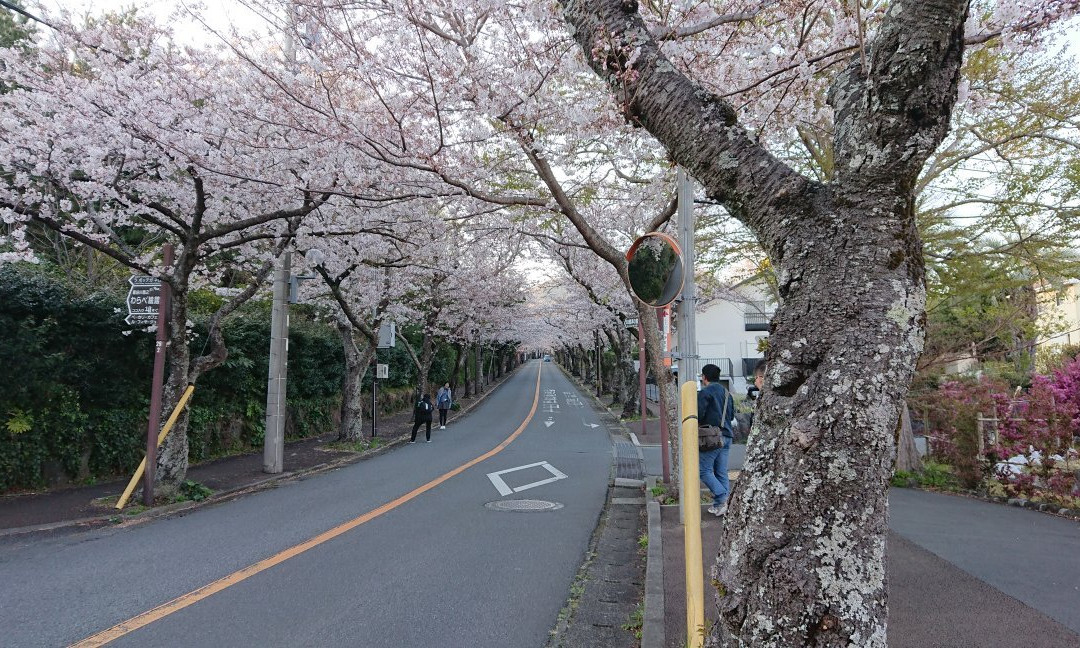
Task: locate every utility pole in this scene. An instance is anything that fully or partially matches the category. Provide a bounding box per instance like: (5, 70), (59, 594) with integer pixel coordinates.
(676, 168), (699, 387)
(264, 251), (291, 474)
(675, 169), (697, 523)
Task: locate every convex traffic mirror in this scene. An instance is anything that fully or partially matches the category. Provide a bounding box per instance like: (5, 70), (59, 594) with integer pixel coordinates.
(626, 232), (684, 308)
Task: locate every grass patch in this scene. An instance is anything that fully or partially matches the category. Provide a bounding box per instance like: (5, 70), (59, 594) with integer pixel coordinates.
(650, 482), (678, 505)
(622, 602), (644, 640)
(326, 437), (385, 453)
(891, 461), (959, 491)
(637, 532), (648, 551)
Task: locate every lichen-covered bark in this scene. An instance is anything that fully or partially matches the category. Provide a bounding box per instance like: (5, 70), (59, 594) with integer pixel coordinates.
(338, 319), (375, 442)
(560, 0), (969, 644)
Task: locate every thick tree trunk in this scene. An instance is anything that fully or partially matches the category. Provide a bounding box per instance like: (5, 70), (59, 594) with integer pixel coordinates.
(473, 342), (482, 395)
(637, 302), (678, 483)
(418, 330), (434, 399)
(895, 403), (923, 474)
(155, 290), (192, 495)
(462, 346), (472, 398)
(716, 213), (926, 647)
(614, 327), (641, 419)
(338, 320), (375, 442)
(450, 343), (465, 395)
(604, 329), (625, 407)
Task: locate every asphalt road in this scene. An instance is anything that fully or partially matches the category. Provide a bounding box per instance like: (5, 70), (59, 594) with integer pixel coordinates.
(0, 361), (616, 647)
(889, 487), (1080, 635)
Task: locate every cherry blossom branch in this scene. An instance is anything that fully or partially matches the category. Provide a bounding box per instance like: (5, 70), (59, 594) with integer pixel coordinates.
(198, 192), (331, 241)
(30, 213), (151, 274)
(656, 10), (760, 41)
(191, 217), (302, 381)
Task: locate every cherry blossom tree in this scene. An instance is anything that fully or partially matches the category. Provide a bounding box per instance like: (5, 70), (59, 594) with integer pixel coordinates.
(0, 14), (355, 490)
(558, 0), (1079, 645)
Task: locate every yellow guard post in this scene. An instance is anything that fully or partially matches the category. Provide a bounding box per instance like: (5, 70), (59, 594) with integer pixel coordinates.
(680, 380), (705, 647)
(116, 384), (196, 510)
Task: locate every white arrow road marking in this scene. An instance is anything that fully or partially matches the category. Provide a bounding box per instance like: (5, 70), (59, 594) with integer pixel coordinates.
(583, 422), (600, 428)
(487, 461), (569, 497)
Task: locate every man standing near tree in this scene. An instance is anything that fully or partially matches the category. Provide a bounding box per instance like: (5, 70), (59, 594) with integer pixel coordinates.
(698, 363), (736, 516)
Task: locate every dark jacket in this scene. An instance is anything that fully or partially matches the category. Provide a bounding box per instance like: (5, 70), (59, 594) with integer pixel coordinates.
(698, 382), (735, 437)
(414, 396), (434, 422)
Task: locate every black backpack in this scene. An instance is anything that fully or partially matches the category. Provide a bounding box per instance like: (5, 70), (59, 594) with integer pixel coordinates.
(417, 399), (432, 413)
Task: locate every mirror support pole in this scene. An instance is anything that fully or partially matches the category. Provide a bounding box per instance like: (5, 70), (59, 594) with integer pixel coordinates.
(675, 169), (698, 524)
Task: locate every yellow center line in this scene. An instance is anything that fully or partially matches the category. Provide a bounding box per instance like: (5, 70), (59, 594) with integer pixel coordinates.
(72, 362), (543, 648)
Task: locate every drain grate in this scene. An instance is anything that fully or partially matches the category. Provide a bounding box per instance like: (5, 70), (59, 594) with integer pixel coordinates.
(613, 441), (644, 480)
(485, 499), (564, 512)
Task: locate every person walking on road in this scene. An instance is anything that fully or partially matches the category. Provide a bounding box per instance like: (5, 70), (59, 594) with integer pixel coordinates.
(436, 383), (453, 429)
(698, 363), (736, 516)
(411, 394), (435, 443)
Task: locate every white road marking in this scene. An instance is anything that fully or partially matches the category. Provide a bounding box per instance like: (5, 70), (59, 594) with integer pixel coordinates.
(542, 389), (560, 413)
(544, 419), (554, 428)
(487, 461), (569, 497)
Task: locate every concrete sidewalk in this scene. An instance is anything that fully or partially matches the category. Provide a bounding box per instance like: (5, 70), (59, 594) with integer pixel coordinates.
(644, 452), (1080, 647)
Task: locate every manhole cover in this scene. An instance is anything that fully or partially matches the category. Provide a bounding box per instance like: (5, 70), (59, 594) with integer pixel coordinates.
(485, 499), (564, 512)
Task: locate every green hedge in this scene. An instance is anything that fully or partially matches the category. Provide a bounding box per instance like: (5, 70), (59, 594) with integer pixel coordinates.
(0, 264), (512, 492)
(0, 265), (345, 491)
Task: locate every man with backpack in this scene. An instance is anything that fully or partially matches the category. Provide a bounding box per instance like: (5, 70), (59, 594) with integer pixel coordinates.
(698, 363), (736, 516)
(410, 394), (435, 443)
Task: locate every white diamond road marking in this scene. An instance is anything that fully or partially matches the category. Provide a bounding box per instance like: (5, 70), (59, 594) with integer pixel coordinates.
(486, 461), (569, 497)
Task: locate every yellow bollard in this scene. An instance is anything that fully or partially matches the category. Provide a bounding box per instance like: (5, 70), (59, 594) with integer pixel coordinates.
(680, 380), (705, 648)
(116, 384), (196, 510)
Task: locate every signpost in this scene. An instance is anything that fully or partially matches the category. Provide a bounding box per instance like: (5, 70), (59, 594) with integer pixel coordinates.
(125, 276), (162, 326)
(372, 324), (395, 438)
(134, 243), (173, 506)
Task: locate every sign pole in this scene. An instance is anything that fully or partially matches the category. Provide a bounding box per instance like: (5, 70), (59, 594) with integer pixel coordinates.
(371, 352), (378, 439)
(143, 243), (173, 506)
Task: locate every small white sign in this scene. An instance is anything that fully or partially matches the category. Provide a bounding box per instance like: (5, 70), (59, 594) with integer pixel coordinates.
(377, 322), (396, 348)
(376, 363), (388, 379)
(487, 461), (568, 497)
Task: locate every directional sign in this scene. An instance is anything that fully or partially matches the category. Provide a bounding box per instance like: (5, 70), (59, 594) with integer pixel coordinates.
(126, 276), (162, 325)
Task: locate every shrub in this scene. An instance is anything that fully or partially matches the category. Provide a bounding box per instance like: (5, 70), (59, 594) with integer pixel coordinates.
(914, 361), (1080, 502)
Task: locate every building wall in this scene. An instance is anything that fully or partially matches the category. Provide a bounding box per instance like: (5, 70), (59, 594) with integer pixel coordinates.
(1039, 281), (1080, 348)
(693, 282), (773, 395)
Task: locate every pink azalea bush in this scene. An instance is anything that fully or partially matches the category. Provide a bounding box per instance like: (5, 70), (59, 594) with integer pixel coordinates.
(918, 357), (1080, 504)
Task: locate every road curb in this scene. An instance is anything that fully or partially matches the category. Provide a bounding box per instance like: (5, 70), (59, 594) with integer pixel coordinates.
(0, 365), (524, 541)
(643, 477), (665, 648)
